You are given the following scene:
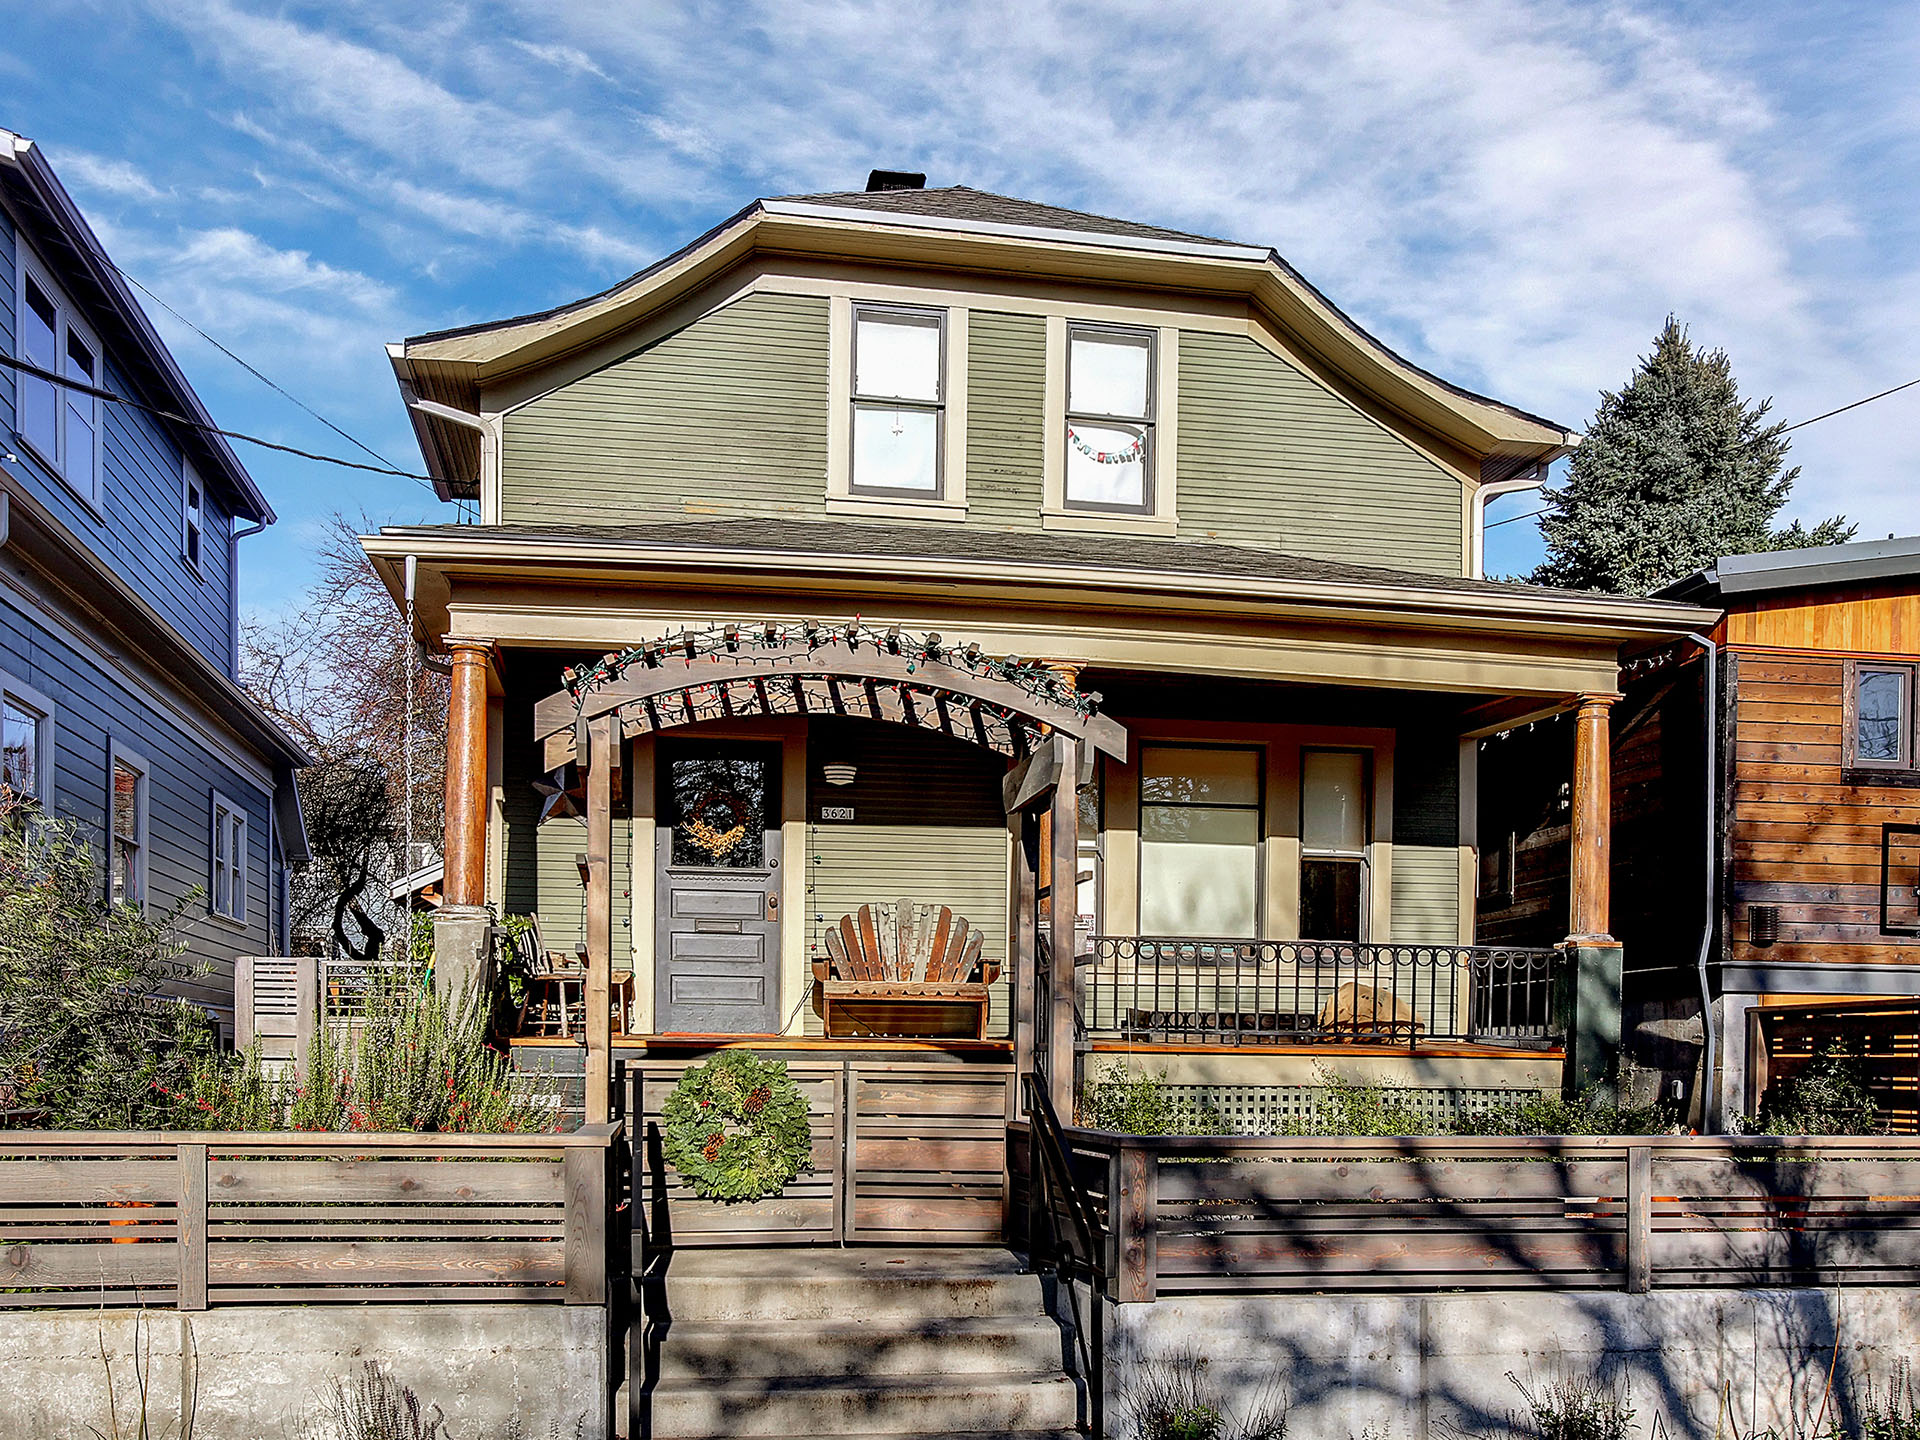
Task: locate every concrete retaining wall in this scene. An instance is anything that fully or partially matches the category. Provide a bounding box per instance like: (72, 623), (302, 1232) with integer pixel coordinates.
(1107, 1287), (1920, 1440)
(0, 1304), (609, 1440)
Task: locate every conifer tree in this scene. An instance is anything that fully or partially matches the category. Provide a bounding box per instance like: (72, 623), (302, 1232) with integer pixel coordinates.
(1530, 319), (1854, 593)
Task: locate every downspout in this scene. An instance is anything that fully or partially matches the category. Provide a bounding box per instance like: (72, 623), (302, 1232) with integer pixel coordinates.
(1683, 631), (1720, 1131)
(1470, 464), (1549, 579)
(401, 381), (498, 523)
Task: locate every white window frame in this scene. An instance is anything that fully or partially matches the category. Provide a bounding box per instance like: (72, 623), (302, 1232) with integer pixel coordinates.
(106, 742), (149, 912)
(826, 294), (968, 520)
(0, 667), (55, 807)
(13, 247), (105, 512)
(1044, 316), (1179, 535)
(182, 459), (205, 576)
(1298, 747), (1374, 943)
(210, 789), (247, 923)
(848, 302), (948, 501)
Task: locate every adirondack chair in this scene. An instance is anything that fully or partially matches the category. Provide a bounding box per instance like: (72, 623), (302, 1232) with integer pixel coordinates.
(814, 901), (1000, 1039)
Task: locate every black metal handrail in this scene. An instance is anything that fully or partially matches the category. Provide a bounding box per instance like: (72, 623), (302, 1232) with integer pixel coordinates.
(1022, 1073), (1108, 1437)
(1083, 936), (1562, 1048)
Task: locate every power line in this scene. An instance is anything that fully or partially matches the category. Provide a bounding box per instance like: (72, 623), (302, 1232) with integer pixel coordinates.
(1487, 505), (1548, 530)
(109, 262), (410, 474)
(1783, 375), (1920, 433)
(0, 353), (440, 487)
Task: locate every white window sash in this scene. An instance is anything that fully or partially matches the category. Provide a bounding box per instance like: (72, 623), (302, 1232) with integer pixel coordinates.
(14, 250), (104, 507)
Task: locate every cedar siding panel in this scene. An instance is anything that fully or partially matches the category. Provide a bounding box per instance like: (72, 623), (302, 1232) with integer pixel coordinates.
(1726, 648), (1920, 970)
(1176, 331), (1464, 574)
(500, 291), (831, 525)
(0, 587), (273, 1030)
(1, 213), (237, 675)
(963, 310), (1045, 529)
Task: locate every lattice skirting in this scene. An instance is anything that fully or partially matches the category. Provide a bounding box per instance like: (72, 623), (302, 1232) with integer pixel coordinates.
(1158, 1083), (1545, 1134)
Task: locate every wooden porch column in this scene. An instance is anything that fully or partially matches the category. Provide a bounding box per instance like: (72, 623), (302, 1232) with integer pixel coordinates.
(442, 640), (493, 908)
(1569, 693), (1618, 941)
(583, 714), (615, 1125)
(1046, 735), (1080, 1120)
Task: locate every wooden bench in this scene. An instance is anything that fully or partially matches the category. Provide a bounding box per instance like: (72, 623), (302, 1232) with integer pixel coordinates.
(814, 901), (1000, 1039)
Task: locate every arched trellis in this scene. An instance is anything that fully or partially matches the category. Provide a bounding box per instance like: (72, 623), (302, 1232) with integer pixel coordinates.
(532, 629), (1128, 769)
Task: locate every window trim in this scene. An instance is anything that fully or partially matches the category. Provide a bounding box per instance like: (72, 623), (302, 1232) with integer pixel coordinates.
(182, 460), (205, 577)
(0, 667), (55, 807)
(1299, 746), (1374, 942)
(1883, 823), (1920, 936)
(1845, 660), (1918, 776)
(106, 742), (150, 913)
(210, 789), (247, 924)
(826, 295), (968, 519)
(1062, 320), (1157, 516)
(12, 247), (105, 513)
(1042, 316), (1180, 534)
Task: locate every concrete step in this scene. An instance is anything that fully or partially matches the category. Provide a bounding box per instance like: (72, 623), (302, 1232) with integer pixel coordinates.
(647, 1373), (1080, 1438)
(654, 1247), (1047, 1324)
(657, 1314), (1066, 1381)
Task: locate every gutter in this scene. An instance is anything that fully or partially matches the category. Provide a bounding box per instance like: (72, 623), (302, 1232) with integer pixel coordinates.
(228, 517), (265, 683)
(1470, 465), (1550, 580)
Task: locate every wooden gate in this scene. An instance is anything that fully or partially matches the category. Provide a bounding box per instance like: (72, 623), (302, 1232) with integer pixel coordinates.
(625, 1058), (1013, 1246)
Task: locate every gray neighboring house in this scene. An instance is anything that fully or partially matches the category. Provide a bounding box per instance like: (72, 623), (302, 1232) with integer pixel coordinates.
(0, 129), (309, 1034)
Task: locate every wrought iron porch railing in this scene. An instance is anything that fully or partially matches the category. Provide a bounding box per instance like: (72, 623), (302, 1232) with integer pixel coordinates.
(1082, 937), (1563, 1048)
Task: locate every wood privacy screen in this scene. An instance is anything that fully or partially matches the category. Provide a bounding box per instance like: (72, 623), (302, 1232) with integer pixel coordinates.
(627, 1060), (1012, 1248)
(0, 1126), (620, 1309)
(1013, 1127), (1920, 1302)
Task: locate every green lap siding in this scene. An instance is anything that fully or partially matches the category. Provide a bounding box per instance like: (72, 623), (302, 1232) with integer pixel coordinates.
(529, 814), (634, 970)
(1390, 845), (1462, 945)
(964, 310), (1046, 528)
(501, 291), (831, 525)
(1176, 331), (1465, 574)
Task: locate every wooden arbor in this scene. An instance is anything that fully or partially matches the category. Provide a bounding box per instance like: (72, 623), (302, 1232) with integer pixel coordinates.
(520, 627), (1128, 1121)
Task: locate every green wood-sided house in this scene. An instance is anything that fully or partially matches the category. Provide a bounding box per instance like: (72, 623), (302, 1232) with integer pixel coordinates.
(367, 174), (1714, 1207)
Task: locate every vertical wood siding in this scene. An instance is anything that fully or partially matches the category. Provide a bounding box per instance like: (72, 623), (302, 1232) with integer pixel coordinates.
(1, 214), (237, 676)
(500, 292), (831, 525)
(963, 310), (1045, 529)
(0, 586), (272, 1028)
(1176, 331), (1464, 573)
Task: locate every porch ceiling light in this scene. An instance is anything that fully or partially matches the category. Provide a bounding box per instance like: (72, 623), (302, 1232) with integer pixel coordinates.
(822, 763), (858, 787)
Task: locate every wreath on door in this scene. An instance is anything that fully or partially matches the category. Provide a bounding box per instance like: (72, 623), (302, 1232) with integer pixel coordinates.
(660, 1052), (813, 1202)
(682, 788), (751, 861)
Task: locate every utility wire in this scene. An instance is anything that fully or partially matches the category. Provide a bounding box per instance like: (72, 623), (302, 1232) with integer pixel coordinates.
(1487, 505), (1548, 530)
(0, 353), (440, 487)
(1783, 375), (1920, 433)
(108, 262), (410, 475)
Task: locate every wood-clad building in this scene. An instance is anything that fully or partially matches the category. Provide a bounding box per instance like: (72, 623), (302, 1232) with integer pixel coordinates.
(1660, 539), (1920, 1123)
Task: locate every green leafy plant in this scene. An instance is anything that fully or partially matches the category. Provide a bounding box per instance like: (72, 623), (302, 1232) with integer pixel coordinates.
(1080, 1064), (1226, 1135)
(1759, 1044), (1879, 1136)
(1441, 1369), (1634, 1440)
(1122, 1351), (1288, 1440)
(0, 802), (223, 1129)
(1276, 1075), (1441, 1137)
(1453, 1088), (1674, 1137)
(1845, 1360), (1920, 1440)
(494, 914), (536, 1009)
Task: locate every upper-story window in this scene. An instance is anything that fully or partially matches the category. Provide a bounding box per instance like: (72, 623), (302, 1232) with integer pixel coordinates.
(14, 256), (103, 509)
(1065, 324), (1154, 513)
(850, 304), (945, 497)
(1848, 661), (1917, 773)
(182, 462), (205, 574)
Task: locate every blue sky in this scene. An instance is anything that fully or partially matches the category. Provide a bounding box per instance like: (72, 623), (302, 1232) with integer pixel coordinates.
(5, 0), (1918, 615)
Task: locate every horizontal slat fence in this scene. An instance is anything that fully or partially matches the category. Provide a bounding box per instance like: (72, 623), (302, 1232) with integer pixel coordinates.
(626, 1059), (1013, 1248)
(0, 1126), (620, 1309)
(1014, 1124), (1920, 1301)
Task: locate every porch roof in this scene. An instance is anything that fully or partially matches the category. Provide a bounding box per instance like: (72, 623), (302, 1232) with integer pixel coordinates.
(369, 518), (1718, 640)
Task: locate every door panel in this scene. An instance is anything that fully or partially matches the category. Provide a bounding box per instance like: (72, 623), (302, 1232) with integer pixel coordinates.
(656, 741), (782, 1035)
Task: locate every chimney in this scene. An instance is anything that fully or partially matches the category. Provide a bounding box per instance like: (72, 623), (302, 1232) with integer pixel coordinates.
(866, 169), (927, 193)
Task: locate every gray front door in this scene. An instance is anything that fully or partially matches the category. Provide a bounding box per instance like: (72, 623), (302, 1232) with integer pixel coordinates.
(654, 741), (782, 1034)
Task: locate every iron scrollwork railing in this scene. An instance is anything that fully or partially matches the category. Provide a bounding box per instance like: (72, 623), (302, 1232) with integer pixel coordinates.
(1083, 937), (1563, 1047)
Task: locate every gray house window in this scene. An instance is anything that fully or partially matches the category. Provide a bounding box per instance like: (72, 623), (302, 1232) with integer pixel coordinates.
(1847, 661), (1916, 773)
(0, 670), (54, 807)
(211, 790), (247, 923)
(1065, 323), (1154, 512)
(183, 463), (204, 574)
(14, 254), (104, 509)
(108, 745), (149, 911)
(850, 304), (944, 497)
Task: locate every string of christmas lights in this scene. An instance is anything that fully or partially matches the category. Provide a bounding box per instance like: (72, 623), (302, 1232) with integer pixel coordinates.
(561, 619), (1104, 725)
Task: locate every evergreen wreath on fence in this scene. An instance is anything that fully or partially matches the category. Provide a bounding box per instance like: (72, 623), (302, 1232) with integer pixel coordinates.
(660, 1052), (813, 1202)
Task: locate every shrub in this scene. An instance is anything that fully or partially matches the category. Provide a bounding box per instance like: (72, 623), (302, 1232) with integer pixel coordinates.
(1122, 1351), (1287, 1440)
(1276, 1075), (1442, 1137)
(1759, 1043), (1879, 1136)
(1453, 1089), (1674, 1137)
(0, 803), (221, 1129)
(1081, 1064), (1225, 1135)
(1849, 1359), (1920, 1440)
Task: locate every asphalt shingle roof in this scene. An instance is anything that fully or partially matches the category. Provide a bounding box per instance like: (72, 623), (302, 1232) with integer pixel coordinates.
(773, 186), (1236, 247)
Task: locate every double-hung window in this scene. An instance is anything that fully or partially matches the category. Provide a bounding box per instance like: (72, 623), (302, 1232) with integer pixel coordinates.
(1065, 324), (1154, 512)
(108, 746), (148, 910)
(1300, 749), (1371, 941)
(1139, 745), (1261, 938)
(1848, 662), (1917, 773)
(15, 258), (103, 508)
(211, 791), (246, 922)
(850, 304), (945, 497)
(0, 671), (53, 806)
(182, 463), (204, 574)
